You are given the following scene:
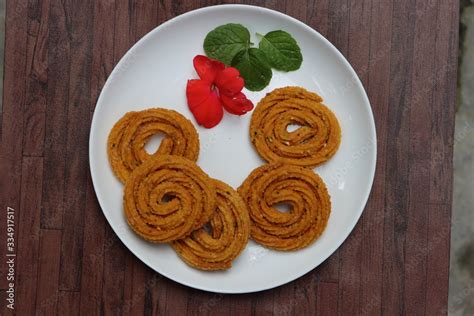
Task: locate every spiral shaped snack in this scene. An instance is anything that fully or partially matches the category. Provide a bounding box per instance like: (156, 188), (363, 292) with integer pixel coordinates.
(124, 155), (215, 243)
(108, 108), (199, 183)
(250, 87), (341, 167)
(238, 163), (331, 251)
(172, 180), (250, 270)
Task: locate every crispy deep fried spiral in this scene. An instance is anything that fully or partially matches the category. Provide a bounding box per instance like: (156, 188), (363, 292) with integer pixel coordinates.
(238, 163), (331, 251)
(123, 155), (215, 243)
(250, 87), (341, 167)
(108, 108), (199, 183)
(172, 180), (250, 270)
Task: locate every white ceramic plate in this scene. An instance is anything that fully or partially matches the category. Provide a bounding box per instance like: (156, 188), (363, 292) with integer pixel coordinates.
(90, 4), (376, 293)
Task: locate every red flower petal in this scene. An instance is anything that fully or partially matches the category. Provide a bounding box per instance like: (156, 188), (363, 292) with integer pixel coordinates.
(193, 55), (225, 83)
(186, 79), (211, 111)
(215, 67), (245, 97)
(191, 91), (224, 128)
(221, 92), (254, 115)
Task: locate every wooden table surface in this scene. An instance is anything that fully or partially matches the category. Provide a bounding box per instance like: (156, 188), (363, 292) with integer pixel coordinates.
(0, 0), (458, 315)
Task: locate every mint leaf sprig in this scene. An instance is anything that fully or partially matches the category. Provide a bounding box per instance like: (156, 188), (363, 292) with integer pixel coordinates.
(203, 24), (303, 91)
(231, 48), (272, 91)
(257, 31), (303, 72)
(203, 24), (251, 65)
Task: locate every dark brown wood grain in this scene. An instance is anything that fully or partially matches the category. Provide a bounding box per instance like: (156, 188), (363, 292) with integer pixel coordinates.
(0, 0), (28, 295)
(0, 0), (458, 315)
(317, 282), (338, 315)
(41, 0), (70, 229)
(23, 0), (48, 157)
(403, 4), (439, 311)
(79, 175), (107, 315)
(35, 229), (62, 315)
(15, 157), (43, 316)
(58, 0), (93, 292)
(358, 1), (392, 315)
(57, 291), (80, 316)
(382, 0), (418, 315)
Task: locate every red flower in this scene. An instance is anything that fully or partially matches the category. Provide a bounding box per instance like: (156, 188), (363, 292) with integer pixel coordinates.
(186, 55), (254, 128)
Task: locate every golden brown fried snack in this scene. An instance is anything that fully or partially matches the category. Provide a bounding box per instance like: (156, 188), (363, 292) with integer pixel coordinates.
(238, 163), (331, 251)
(108, 108), (199, 183)
(123, 155), (215, 243)
(172, 179), (250, 270)
(250, 87), (341, 167)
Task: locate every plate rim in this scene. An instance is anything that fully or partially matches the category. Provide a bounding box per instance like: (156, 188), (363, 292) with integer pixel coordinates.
(89, 3), (377, 294)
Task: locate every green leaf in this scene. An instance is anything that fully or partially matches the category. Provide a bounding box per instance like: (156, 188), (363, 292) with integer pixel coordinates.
(231, 48), (272, 92)
(258, 30), (303, 71)
(203, 24), (251, 65)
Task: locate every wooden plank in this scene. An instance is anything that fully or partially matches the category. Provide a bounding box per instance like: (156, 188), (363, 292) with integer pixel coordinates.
(429, 0), (457, 205)
(163, 279), (189, 315)
(336, 227), (362, 315)
(157, 0), (202, 26)
(408, 0), (437, 161)
(327, 0), (350, 56)
(35, 229), (62, 315)
(113, 0), (133, 66)
(89, 0), (115, 110)
(292, 273), (318, 316)
(15, 157), (43, 316)
(58, 0), (93, 291)
(317, 282), (338, 316)
(426, 0), (458, 313)
(22, 0), (48, 157)
(79, 175), (107, 315)
(125, 263), (147, 314)
(264, 0), (285, 14)
(316, 258), (339, 282)
(402, 0), (439, 314)
(57, 291), (81, 316)
(306, 0), (329, 38)
(346, 0), (372, 85)
(219, 0), (247, 6)
(381, 0), (417, 314)
(124, 259), (147, 315)
(0, 0), (28, 290)
(79, 0), (118, 314)
(286, 0), (308, 21)
(211, 294), (234, 316)
(144, 282), (155, 315)
(359, 0), (393, 314)
(186, 288), (217, 316)
(246, 0), (265, 8)
(250, 289), (274, 316)
(158, 0), (178, 23)
(403, 160), (430, 315)
(229, 293), (252, 315)
(122, 255), (135, 315)
(425, 204), (452, 315)
(40, 0), (70, 229)
(101, 225), (128, 314)
(125, 267), (162, 315)
(122, 251), (135, 315)
(132, 0), (159, 41)
(272, 281), (295, 315)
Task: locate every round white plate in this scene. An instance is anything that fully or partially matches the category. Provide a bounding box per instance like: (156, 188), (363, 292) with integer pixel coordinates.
(90, 4), (376, 293)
